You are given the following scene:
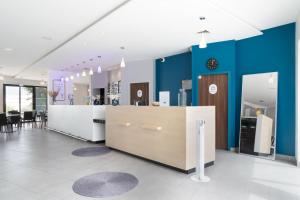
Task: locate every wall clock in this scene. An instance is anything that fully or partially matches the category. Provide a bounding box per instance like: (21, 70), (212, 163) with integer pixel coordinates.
(206, 58), (218, 70)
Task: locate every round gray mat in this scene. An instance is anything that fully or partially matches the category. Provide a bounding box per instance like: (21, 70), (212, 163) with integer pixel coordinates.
(72, 147), (111, 157)
(72, 172), (138, 198)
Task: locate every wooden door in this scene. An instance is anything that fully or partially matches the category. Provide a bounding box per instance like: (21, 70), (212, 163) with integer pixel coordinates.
(130, 82), (149, 106)
(198, 74), (228, 149)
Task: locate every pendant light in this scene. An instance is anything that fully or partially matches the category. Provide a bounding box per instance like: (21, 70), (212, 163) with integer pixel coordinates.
(65, 77), (69, 82)
(82, 70), (87, 77)
(70, 75), (74, 80)
(97, 56), (102, 73)
(76, 72), (80, 77)
(61, 77), (64, 82)
(89, 68), (94, 75)
(120, 46), (126, 68)
(82, 61), (87, 77)
(120, 57), (126, 68)
(198, 30), (209, 49)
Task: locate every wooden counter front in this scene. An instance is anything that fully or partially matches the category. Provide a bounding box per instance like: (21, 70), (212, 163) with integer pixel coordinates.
(105, 106), (215, 171)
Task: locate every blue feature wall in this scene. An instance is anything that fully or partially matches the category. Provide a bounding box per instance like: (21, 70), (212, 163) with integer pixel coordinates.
(155, 23), (296, 156)
(156, 52), (192, 106)
(192, 40), (237, 150)
(236, 23), (295, 155)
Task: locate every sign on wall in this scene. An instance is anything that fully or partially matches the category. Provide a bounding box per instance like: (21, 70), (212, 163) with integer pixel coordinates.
(53, 79), (65, 101)
(209, 84), (217, 95)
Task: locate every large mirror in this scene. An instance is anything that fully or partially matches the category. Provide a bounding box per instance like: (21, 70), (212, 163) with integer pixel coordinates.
(239, 72), (278, 160)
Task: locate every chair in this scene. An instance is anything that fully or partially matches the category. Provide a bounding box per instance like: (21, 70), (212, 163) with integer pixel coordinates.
(40, 111), (48, 129)
(7, 115), (21, 131)
(22, 111), (34, 127)
(8, 110), (20, 115)
(0, 113), (8, 133)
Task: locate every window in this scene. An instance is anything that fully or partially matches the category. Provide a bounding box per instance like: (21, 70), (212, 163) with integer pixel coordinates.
(3, 84), (47, 113)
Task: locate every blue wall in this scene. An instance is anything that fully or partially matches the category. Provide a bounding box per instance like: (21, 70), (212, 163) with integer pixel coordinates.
(192, 40), (237, 150)
(155, 23), (295, 156)
(156, 52), (192, 106)
(236, 23), (295, 155)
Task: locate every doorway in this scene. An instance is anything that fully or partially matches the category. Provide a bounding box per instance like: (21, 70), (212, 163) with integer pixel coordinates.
(198, 74), (228, 149)
(130, 82), (149, 106)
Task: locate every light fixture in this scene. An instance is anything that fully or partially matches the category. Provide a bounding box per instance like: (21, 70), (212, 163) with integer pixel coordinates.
(73, 87), (77, 91)
(61, 77), (64, 82)
(89, 68), (94, 75)
(82, 70), (87, 77)
(120, 47), (126, 68)
(160, 58), (165, 63)
(76, 72), (80, 77)
(70, 75), (74, 80)
(0, 75), (4, 81)
(97, 56), (102, 73)
(40, 80), (45, 85)
(120, 57), (126, 68)
(198, 30), (209, 49)
(65, 77), (69, 82)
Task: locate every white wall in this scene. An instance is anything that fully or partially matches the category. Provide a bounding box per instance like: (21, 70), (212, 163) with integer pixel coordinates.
(0, 76), (44, 113)
(296, 12), (300, 166)
(73, 83), (89, 105)
(120, 59), (155, 105)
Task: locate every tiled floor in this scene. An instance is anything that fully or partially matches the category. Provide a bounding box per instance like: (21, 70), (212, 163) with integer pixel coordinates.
(0, 128), (300, 200)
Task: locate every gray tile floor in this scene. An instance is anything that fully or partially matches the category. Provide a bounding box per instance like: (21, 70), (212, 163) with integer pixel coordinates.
(1, 128), (300, 200)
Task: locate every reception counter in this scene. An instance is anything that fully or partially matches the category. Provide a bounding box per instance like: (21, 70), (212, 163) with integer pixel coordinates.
(48, 105), (105, 142)
(105, 106), (215, 172)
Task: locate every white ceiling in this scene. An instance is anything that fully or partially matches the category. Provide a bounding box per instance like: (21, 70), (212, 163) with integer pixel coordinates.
(0, 0), (299, 81)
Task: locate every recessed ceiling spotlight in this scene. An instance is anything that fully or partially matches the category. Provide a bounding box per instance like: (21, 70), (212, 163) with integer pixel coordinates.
(3, 48), (13, 52)
(160, 58), (165, 62)
(70, 75), (74, 80)
(199, 16), (206, 20)
(76, 72), (80, 77)
(41, 36), (53, 41)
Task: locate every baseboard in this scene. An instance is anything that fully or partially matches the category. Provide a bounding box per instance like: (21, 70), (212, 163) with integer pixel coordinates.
(276, 154), (297, 165)
(46, 127), (88, 142)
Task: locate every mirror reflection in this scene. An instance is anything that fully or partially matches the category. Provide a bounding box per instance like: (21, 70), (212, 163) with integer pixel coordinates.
(239, 72), (278, 160)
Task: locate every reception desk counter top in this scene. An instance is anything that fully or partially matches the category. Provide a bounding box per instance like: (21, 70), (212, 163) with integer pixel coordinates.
(105, 106), (215, 172)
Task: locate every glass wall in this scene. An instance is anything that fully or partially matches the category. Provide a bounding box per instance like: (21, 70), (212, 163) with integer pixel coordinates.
(3, 85), (47, 113)
(35, 87), (47, 112)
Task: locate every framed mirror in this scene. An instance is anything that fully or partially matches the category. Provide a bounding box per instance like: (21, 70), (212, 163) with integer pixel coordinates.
(239, 72), (278, 160)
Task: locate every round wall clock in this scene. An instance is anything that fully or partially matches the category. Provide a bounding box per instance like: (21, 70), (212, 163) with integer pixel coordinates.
(206, 58), (218, 70)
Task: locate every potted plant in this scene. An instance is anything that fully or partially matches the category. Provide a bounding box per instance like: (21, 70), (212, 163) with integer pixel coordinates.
(48, 91), (59, 105)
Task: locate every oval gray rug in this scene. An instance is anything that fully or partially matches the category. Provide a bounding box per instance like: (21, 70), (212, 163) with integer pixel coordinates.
(72, 172), (139, 198)
(72, 146), (111, 157)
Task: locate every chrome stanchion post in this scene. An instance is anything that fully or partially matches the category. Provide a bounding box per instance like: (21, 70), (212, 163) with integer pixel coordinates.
(191, 119), (210, 182)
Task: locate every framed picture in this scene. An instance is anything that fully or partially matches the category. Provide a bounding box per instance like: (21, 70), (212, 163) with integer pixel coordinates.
(53, 79), (65, 101)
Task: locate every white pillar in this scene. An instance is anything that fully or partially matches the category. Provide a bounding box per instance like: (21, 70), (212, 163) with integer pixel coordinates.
(191, 120), (210, 182)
